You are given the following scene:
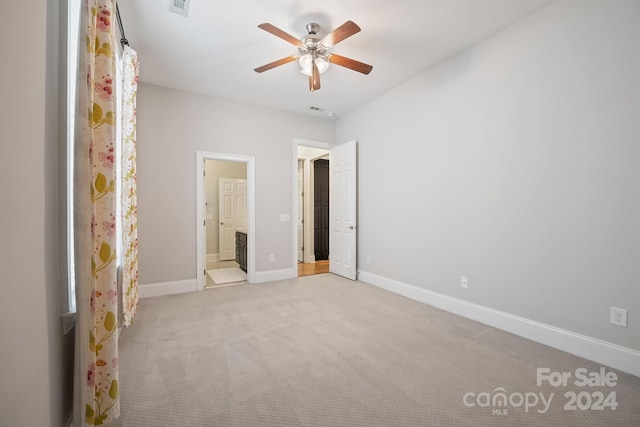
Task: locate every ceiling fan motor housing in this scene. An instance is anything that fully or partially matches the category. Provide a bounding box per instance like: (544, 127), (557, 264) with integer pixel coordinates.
(299, 23), (327, 55)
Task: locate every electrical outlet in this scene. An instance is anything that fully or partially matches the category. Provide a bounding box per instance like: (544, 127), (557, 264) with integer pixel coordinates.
(269, 254), (275, 263)
(366, 256), (371, 264)
(460, 276), (468, 289)
(610, 307), (627, 327)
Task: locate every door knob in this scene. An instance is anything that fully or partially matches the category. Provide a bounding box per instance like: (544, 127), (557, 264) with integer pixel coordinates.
(220, 222), (224, 225)
(348, 225), (355, 230)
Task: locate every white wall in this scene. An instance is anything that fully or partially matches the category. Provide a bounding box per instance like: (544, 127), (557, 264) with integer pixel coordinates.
(136, 83), (335, 285)
(338, 0), (640, 351)
(205, 160), (247, 257)
(0, 0), (74, 426)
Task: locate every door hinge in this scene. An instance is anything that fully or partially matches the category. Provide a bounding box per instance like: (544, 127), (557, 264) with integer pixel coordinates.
(203, 220), (206, 226)
(203, 170), (206, 177)
(204, 269), (206, 276)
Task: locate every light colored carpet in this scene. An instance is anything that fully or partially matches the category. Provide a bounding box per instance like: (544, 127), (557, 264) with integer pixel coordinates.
(207, 267), (247, 285)
(112, 274), (640, 426)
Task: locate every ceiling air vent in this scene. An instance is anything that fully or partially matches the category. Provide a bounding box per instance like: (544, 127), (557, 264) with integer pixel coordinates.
(309, 106), (336, 118)
(169, 0), (190, 17)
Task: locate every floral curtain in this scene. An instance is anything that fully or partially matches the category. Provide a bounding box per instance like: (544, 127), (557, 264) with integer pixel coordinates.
(121, 45), (139, 327)
(74, 0), (120, 424)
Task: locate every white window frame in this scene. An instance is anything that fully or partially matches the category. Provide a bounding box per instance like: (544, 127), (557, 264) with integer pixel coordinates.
(60, 0), (81, 334)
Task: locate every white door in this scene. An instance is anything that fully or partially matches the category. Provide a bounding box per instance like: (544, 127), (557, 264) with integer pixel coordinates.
(297, 160), (304, 262)
(329, 141), (357, 280)
(219, 178), (247, 261)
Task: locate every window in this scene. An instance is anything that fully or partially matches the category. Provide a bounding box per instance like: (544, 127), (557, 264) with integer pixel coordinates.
(62, 0), (81, 319)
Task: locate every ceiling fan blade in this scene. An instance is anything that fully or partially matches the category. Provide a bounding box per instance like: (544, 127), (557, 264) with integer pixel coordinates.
(309, 62), (321, 92)
(320, 21), (361, 48)
(254, 56), (297, 73)
(257, 23), (302, 46)
(328, 54), (373, 75)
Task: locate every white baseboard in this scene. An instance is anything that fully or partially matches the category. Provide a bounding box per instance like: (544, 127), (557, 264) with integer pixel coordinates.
(206, 253), (219, 263)
(358, 270), (640, 378)
(139, 279), (197, 299)
(253, 268), (296, 284)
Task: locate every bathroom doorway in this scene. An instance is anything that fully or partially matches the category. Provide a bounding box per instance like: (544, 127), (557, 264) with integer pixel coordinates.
(203, 160), (247, 287)
(196, 151), (255, 290)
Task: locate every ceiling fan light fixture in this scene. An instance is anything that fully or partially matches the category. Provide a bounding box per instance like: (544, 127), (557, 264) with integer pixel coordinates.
(315, 55), (330, 73)
(299, 54), (329, 76)
(298, 54), (313, 73)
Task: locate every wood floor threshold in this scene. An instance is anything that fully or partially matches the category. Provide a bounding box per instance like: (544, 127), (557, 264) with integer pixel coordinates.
(298, 260), (329, 277)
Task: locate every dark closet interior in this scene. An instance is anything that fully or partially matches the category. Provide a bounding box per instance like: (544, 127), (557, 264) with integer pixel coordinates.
(314, 159), (330, 261)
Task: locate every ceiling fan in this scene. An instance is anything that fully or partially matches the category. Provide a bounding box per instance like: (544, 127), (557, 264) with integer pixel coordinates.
(254, 20), (373, 92)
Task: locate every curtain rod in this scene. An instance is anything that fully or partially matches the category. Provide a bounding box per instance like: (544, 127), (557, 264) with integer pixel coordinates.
(116, 3), (129, 48)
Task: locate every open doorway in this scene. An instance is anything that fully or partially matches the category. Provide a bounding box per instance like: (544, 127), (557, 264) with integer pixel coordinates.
(293, 139), (358, 280)
(196, 151), (255, 291)
(204, 159), (247, 287)
(295, 141), (332, 277)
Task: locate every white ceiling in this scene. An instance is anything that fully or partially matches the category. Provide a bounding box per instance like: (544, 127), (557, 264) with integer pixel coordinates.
(118, 0), (554, 119)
